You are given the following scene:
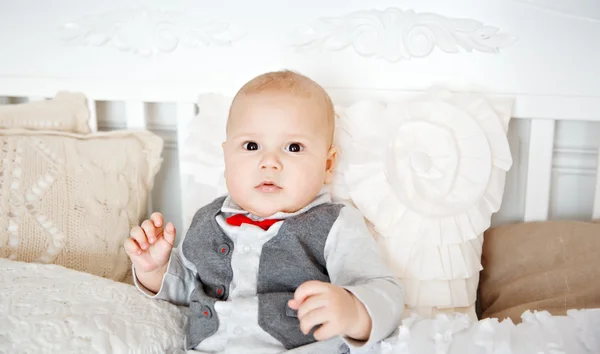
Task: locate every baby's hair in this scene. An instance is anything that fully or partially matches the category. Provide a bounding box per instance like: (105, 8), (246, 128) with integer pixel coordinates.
(227, 70), (335, 143)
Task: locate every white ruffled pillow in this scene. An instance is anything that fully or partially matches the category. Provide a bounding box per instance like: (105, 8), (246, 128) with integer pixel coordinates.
(178, 94), (231, 233)
(332, 88), (513, 318)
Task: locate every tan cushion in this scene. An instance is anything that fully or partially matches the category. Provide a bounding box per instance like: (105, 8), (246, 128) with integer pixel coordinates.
(479, 220), (600, 322)
(0, 129), (163, 282)
(0, 92), (91, 133)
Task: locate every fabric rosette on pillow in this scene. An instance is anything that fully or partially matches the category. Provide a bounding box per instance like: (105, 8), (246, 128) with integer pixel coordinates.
(333, 88), (513, 314)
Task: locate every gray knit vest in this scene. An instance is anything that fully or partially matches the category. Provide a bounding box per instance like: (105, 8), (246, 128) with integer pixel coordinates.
(181, 196), (344, 350)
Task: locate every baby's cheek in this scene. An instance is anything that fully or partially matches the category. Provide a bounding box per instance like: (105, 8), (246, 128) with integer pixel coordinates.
(225, 171), (248, 198)
(297, 166), (325, 192)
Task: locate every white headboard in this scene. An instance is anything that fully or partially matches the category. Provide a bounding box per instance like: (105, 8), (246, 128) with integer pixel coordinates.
(1, 0), (599, 235)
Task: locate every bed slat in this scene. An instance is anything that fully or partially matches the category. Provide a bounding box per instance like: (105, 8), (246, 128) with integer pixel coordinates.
(125, 101), (147, 129)
(87, 98), (98, 132)
(124, 101), (151, 215)
(524, 119), (556, 222)
(593, 148), (600, 220)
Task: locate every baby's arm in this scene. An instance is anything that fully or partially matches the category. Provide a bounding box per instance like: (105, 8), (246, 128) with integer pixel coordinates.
(290, 205), (404, 346)
(133, 247), (198, 306)
(328, 205), (404, 345)
(125, 212), (197, 306)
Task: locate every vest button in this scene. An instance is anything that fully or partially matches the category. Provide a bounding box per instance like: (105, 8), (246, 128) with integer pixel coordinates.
(201, 305), (212, 319)
(218, 244), (230, 256)
(216, 285), (225, 298)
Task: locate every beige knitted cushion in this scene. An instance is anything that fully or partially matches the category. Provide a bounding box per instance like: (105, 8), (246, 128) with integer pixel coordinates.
(0, 92), (91, 133)
(0, 129), (163, 282)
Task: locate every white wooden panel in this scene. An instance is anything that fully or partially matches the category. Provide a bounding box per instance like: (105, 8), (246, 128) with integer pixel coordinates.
(124, 101), (147, 129)
(1, 0), (599, 100)
(593, 148), (600, 219)
(524, 119), (556, 221)
(87, 98), (98, 132)
(27, 96), (45, 102)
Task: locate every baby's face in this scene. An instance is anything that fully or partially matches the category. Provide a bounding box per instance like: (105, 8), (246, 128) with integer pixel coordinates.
(222, 92), (335, 217)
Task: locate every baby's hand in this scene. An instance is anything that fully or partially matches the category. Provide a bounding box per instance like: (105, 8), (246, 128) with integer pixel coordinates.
(124, 212), (176, 274)
(287, 281), (372, 342)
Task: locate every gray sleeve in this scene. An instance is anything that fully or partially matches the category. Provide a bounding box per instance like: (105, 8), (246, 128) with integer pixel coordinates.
(132, 243), (199, 306)
(324, 204), (405, 348)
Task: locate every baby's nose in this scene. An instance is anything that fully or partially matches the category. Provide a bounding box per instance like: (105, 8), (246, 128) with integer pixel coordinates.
(259, 153), (282, 170)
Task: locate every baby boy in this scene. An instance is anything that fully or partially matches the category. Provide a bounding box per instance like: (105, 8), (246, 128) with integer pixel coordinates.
(124, 70), (404, 353)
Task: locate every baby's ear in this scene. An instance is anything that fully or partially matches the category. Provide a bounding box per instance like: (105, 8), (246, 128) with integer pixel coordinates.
(324, 145), (338, 184)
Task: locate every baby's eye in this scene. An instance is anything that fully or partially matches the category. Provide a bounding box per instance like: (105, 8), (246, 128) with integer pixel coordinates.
(285, 143), (304, 153)
(243, 141), (259, 151)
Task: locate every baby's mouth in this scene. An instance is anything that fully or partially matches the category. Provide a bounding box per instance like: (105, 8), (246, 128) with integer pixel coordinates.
(256, 181), (282, 193)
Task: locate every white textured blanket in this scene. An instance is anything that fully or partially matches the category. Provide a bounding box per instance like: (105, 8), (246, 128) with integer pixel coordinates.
(1, 258), (598, 354)
(0, 258), (186, 354)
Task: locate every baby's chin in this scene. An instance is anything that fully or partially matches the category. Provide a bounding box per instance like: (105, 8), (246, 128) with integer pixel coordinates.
(236, 200), (302, 218)
(244, 205), (290, 218)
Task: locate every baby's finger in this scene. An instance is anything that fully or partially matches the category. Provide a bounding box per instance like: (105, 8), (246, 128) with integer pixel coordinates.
(287, 298), (300, 310)
(299, 308), (329, 336)
(297, 294), (328, 320)
(312, 322), (338, 342)
(163, 222), (176, 246)
(124, 238), (142, 256)
(293, 280), (330, 305)
(130, 225), (150, 250)
(141, 219), (162, 244)
(150, 212), (164, 228)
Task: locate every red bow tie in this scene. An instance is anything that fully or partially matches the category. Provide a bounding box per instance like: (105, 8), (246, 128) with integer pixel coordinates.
(225, 214), (282, 230)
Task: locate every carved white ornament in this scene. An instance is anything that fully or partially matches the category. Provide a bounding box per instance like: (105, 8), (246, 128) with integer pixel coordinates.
(289, 8), (517, 62)
(333, 88), (513, 308)
(59, 7), (245, 57)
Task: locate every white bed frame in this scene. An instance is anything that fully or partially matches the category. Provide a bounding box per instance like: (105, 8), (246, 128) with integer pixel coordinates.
(1, 0), (599, 235)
